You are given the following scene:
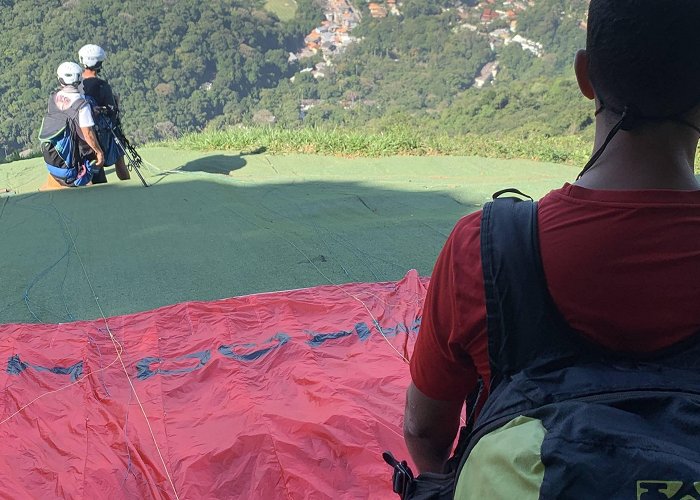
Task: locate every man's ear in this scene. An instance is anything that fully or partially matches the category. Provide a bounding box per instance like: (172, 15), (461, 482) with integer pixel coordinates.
(574, 50), (596, 100)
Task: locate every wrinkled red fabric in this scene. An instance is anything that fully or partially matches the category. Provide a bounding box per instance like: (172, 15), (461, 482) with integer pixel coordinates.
(0, 271), (427, 499)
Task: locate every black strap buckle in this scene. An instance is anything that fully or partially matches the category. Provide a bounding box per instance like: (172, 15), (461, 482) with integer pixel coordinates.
(383, 451), (415, 498)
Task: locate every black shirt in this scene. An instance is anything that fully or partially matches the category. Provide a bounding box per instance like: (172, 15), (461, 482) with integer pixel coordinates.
(80, 77), (116, 108)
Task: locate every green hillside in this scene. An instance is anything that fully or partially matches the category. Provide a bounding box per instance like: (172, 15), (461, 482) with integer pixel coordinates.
(0, 0), (593, 159)
(259, 0), (592, 136)
(0, 0), (309, 153)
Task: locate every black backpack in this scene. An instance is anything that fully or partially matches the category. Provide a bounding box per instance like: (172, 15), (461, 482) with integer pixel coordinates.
(386, 195), (700, 499)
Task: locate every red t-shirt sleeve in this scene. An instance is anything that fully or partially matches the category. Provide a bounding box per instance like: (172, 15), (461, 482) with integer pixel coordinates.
(409, 212), (490, 402)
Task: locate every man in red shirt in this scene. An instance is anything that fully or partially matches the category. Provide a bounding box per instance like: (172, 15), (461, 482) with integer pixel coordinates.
(403, 0), (700, 477)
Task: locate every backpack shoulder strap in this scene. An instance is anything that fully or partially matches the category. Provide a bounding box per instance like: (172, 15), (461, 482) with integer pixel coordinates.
(480, 196), (586, 383)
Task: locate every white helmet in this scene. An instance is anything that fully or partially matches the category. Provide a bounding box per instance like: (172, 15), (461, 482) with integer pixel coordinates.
(56, 61), (83, 87)
(78, 44), (106, 69)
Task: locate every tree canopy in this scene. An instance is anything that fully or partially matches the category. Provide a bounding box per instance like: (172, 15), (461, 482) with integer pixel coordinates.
(0, 0), (310, 151)
(0, 0), (593, 157)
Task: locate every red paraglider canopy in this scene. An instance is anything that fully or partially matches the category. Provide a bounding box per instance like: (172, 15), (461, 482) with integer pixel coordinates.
(0, 271), (427, 499)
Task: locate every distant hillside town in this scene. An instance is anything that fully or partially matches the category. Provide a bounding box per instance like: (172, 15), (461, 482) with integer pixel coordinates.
(292, 0), (553, 87)
(292, 0), (362, 62)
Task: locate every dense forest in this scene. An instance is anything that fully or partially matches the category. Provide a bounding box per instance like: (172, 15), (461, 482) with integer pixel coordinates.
(259, 0), (591, 136)
(0, 0), (592, 158)
(0, 0), (313, 154)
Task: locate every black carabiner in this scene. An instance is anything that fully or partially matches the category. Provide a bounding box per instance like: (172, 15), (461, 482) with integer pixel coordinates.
(383, 451), (415, 498)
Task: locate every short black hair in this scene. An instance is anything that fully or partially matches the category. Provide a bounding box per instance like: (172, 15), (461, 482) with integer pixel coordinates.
(586, 0), (700, 118)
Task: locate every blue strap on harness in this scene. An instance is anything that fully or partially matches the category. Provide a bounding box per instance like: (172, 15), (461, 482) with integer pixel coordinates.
(47, 160), (97, 187)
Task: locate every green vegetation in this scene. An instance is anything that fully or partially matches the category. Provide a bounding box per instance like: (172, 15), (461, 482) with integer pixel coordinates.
(2, 0), (698, 171)
(265, 0), (298, 21)
(250, 0), (592, 136)
(174, 126), (592, 165)
(0, 0), (313, 152)
(0, 0), (607, 163)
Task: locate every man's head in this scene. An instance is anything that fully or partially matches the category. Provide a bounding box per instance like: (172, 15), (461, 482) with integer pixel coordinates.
(78, 44), (106, 73)
(583, 0), (700, 121)
(56, 62), (82, 88)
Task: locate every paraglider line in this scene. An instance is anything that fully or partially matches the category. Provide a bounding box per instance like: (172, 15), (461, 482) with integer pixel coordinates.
(55, 208), (181, 500)
(19, 198), (79, 323)
(283, 237), (409, 362)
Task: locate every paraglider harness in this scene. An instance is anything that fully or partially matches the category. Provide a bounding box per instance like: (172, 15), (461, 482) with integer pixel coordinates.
(38, 93), (98, 187)
(89, 101), (149, 187)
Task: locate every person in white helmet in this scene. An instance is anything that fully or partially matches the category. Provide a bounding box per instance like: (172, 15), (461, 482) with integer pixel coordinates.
(38, 61), (104, 187)
(78, 44), (130, 182)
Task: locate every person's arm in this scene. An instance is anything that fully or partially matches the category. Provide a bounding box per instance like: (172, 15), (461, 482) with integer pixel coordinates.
(403, 212), (486, 474)
(76, 101), (104, 167)
(81, 126), (104, 167)
(404, 383), (463, 473)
